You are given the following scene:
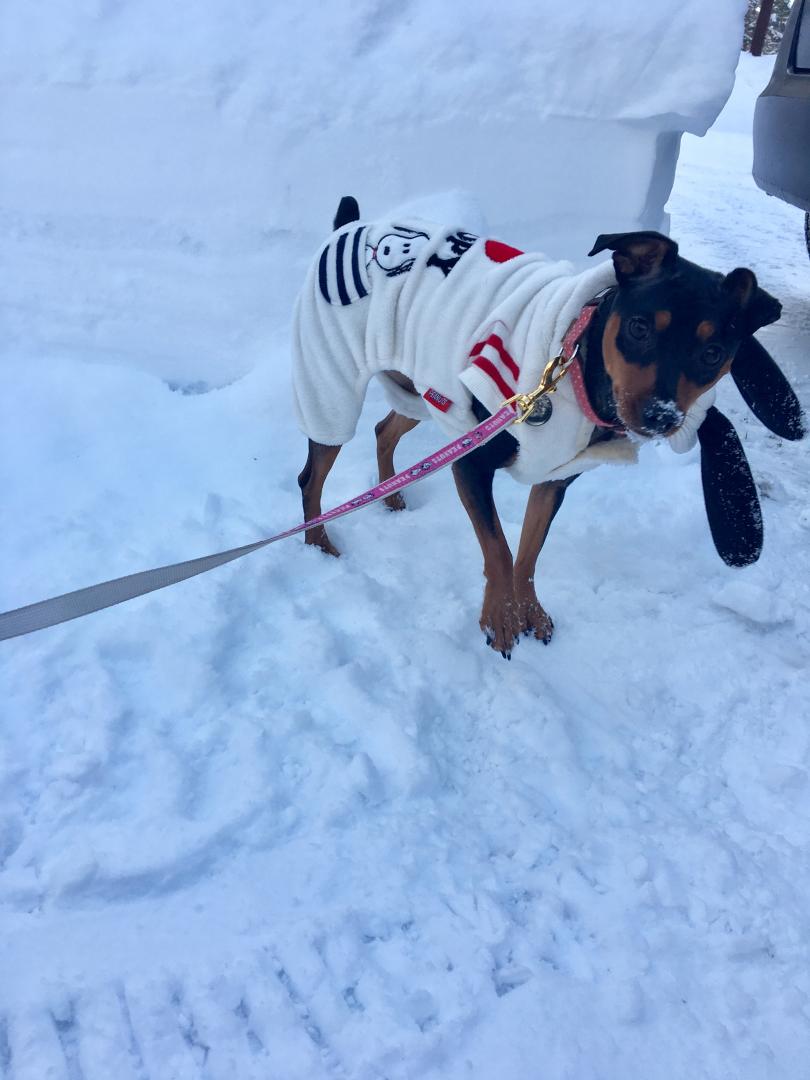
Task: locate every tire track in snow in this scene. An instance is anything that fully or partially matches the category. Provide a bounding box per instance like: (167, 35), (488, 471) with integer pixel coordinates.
(267, 952), (347, 1078)
(232, 998), (266, 1059)
(169, 986), (211, 1072)
(115, 984), (150, 1080)
(50, 1001), (85, 1080)
(0, 1017), (11, 1079)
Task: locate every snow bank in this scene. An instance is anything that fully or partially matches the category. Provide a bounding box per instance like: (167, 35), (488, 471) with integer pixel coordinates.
(0, 0), (745, 129)
(0, 0), (747, 384)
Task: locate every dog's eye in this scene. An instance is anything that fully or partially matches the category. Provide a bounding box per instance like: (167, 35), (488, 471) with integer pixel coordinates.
(626, 316), (651, 341)
(702, 344), (725, 367)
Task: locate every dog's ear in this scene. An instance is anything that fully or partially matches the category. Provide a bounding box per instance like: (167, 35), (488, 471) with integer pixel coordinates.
(731, 335), (806, 441)
(588, 231), (678, 282)
(697, 406), (763, 567)
(723, 268), (782, 334)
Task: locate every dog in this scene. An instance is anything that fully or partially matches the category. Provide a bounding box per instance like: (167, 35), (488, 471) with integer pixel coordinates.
(294, 196), (804, 659)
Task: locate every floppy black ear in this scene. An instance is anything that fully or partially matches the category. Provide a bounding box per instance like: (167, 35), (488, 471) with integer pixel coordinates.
(588, 231), (678, 282)
(731, 336), (806, 441)
(722, 268), (782, 334)
(697, 406), (762, 567)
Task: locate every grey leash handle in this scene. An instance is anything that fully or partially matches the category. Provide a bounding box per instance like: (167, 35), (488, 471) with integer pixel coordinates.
(1, 537), (275, 642)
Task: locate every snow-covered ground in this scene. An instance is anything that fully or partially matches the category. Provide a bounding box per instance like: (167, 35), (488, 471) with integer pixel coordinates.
(2, 50), (810, 1080)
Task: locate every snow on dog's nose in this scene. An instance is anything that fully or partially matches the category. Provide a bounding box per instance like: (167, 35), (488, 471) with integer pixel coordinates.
(640, 398), (683, 436)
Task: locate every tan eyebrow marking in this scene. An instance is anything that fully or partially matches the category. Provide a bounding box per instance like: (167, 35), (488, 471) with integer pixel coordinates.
(655, 310), (672, 331)
(676, 362), (732, 413)
(696, 320), (715, 341)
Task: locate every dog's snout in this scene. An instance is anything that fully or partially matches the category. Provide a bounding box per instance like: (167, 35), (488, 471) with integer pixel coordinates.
(640, 399), (683, 436)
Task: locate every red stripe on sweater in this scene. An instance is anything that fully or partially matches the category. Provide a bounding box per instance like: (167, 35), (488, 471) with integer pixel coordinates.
(471, 357), (516, 403)
(486, 334), (520, 381)
(469, 335), (520, 381)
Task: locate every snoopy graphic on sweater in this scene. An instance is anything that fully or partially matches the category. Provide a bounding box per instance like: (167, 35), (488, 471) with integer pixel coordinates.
(368, 227), (429, 276)
(294, 215), (713, 485)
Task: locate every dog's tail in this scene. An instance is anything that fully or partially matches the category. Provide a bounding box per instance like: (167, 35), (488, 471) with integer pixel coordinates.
(333, 195), (360, 231)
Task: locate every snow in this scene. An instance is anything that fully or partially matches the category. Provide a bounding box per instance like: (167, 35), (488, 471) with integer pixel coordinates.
(3, 32), (810, 1080)
(0, 0), (744, 129)
(1, 0), (747, 384)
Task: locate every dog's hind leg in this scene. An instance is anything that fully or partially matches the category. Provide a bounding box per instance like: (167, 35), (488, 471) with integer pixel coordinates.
(374, 410), (420, 510)
(513, 477), (578, 642)
(298, 440), (342, 556)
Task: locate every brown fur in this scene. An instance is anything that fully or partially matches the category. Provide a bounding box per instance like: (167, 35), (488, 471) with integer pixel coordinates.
(676, 362), (732, 415)
(375, 410), (420, 510)
(601, 312), (657, 429)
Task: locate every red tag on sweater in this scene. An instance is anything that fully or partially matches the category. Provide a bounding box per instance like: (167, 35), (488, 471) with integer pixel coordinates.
(485, 239), (524, 263)
(424, 387), (453, 412)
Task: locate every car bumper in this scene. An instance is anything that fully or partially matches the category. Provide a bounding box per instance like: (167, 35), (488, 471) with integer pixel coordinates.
(753, 90), (810, 212)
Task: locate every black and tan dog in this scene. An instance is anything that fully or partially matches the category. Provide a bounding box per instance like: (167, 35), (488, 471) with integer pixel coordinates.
(297, 198), (805, 658)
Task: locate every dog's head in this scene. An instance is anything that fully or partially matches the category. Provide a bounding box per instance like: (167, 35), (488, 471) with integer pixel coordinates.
(588, 231), (782, 438)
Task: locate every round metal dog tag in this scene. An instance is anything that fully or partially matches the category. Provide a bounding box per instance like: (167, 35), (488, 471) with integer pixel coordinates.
(524, 396), (553, 426)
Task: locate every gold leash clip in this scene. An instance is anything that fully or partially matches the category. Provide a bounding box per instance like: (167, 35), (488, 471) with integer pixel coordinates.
(502, 343), (579, 424)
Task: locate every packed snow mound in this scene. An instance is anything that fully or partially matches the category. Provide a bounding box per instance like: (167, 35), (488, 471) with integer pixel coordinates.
(2, 0), (745, 133)
(0, 0), (748, 385)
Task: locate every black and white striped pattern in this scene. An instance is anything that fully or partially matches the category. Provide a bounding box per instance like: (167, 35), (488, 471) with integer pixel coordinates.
(318, 225), (370, 306)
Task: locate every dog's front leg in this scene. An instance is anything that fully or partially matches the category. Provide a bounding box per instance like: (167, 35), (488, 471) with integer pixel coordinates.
(513, 477), (577, 643)
(452, 449), (519, 659)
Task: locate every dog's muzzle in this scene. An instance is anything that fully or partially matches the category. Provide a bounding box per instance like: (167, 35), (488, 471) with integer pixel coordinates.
(639, 398), (684, 437)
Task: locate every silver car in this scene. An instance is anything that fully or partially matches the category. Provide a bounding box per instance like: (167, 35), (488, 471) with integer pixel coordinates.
(753, 0), (810, 256)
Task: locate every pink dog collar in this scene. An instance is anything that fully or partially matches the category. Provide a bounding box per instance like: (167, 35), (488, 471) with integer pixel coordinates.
(561, 302), (622, 430)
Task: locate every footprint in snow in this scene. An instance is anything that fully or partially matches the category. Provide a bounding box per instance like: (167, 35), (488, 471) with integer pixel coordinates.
(711, 581), (793, 629)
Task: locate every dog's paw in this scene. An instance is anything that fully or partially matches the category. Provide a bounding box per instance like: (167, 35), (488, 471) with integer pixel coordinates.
(515, 592), (554, 644)
(480, 590), (521, 659)
(384, 492), (407, 512)
(304, 527), (341, 558)
(483, 629), (518, 660)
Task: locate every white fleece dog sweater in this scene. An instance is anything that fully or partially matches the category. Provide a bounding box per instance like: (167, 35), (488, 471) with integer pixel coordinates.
(292, 217), (711, 485)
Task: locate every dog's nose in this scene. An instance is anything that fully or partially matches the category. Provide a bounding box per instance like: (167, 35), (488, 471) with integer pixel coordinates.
(640, 399), (682, 435)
